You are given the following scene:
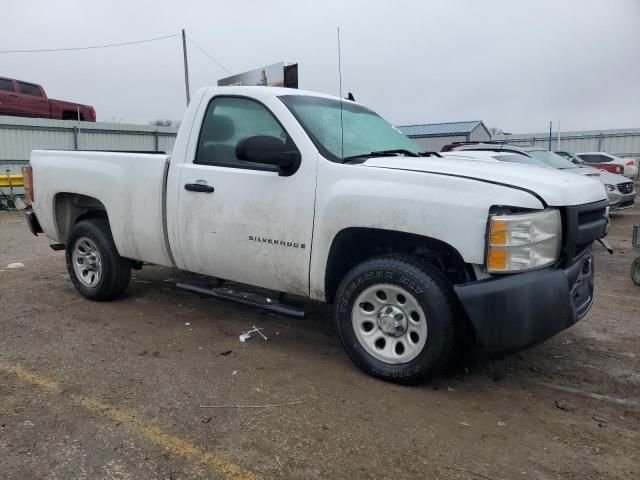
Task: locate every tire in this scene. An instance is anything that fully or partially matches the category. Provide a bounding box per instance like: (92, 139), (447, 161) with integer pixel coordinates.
(65, 219), (131, 301)
(335, 254), (457, 384)
(632, 257), (640, 286)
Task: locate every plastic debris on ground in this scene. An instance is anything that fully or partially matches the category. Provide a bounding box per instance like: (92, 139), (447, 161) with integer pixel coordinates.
(239, 325), (268, 342)
(7, 263), (24, 269)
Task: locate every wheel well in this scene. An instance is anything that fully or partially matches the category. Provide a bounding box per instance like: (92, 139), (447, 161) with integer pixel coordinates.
(62, 111), (84, 120)
(54, 193), (108, 243)
(324, 228), (474, 303)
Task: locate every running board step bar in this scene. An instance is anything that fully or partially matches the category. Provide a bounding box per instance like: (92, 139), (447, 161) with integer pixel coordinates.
(175, 283), (306, 319)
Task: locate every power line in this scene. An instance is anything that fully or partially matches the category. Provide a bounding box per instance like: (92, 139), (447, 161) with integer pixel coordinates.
(186, 35), (232, 74)
(0, 34), (179, 54)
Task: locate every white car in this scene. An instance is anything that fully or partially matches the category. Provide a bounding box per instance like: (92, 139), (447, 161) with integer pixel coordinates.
(576, 152), (639, 179)
(556, 151), (636, 210)
(24, 86), (609, 384)
(443, 145), (635, 211)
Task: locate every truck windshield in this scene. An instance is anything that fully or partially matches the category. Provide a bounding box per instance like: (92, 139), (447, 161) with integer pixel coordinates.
(556, 151), (583, 164)
(527, 150), (576, 169)
(279, 95), (421, 162)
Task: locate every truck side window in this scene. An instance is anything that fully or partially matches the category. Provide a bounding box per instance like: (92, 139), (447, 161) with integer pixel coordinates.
(17, 82), (42, 97)
(195, 96), (294, 171)
(0, 79), (14, 91)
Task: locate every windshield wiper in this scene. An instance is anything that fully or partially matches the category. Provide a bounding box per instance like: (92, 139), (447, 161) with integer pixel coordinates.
(371, 149), (421, 157)
(342, 149), (421, 163)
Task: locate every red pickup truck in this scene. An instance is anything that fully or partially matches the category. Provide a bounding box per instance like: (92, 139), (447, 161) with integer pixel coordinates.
(0, 77), (95, 121)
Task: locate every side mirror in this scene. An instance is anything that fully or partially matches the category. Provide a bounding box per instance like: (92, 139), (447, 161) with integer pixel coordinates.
(236, 135), (300, 176)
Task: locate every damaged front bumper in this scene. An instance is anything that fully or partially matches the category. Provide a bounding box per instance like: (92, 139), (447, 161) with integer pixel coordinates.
(454, 249), (594, 355)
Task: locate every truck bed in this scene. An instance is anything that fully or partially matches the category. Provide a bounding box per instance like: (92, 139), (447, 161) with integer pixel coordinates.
(30, 150), (173, 266)
(49, 99), (96, 121)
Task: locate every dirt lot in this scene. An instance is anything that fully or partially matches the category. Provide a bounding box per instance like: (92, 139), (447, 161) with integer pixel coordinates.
(1, 204), (638, 480)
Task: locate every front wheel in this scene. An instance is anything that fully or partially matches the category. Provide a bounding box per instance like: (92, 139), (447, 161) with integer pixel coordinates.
(65, 219), (131, 300)
(335, 255), (457, 384)
(632, 257), (640, 286)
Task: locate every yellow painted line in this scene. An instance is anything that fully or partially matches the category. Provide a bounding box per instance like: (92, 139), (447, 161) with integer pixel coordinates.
(74, 395), (263, 480)
(0, 364), (263, 480)
(0, 364), (60, 394)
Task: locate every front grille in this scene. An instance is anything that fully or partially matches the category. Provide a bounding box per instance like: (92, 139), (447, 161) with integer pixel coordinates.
(562, 199), (608, 264)
(617, 201), (635, 209)
(617, 182), (634, 194)
(578, 207), (605, 225)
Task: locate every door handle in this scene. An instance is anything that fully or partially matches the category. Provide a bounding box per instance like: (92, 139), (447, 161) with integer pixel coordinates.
(9, 94), (18, 97)
(184, 183), (214, 193)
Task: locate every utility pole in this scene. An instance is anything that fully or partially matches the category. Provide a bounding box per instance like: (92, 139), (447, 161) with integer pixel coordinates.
(557, 120), (561, 150)
(548, 121), (552, 151)
(182, 29), (190, 105)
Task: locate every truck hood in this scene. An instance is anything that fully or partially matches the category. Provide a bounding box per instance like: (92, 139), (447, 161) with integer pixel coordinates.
(363, 156), (607, 207)
(566, 166), (600, 177)
(571, 166), (629, 184)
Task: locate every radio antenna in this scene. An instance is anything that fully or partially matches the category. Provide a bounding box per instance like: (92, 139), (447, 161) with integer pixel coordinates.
(337, 27), (344, 161)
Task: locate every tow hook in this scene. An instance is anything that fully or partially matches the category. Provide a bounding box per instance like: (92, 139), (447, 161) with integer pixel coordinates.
(597, 237), (614, 254)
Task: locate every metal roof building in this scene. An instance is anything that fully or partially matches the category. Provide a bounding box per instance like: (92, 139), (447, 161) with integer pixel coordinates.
(397, 120), (491, 152)
(0, 116), (178, 197)
(0, 116), (177, 175)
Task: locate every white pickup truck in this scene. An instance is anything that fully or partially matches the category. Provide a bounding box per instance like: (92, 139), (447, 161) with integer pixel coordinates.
(25, 86), (609, 384)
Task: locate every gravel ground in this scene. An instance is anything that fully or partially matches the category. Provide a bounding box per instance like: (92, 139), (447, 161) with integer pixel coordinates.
(0, 204), (638, 480)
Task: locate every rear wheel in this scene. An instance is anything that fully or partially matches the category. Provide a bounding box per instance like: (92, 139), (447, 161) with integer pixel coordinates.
(631, 257), (640, 286)
(335, 255), (457, 384)
(65, 219), (131, 300)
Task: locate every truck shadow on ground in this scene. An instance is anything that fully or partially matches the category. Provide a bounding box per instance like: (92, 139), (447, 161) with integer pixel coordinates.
(120, 265), (517, 387)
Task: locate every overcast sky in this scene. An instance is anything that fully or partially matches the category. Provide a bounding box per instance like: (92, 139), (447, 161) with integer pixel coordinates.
(2, 0), (639, 132)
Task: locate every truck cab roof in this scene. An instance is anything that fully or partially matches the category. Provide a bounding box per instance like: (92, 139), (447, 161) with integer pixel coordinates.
(196, 85), (357, 103)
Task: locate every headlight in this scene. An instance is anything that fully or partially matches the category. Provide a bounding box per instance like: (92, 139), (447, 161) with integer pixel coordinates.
(605, 184), (615, 192)
(487, 209), (561, 273)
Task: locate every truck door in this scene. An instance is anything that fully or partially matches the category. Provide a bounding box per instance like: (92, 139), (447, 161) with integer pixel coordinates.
(174, 95), (317, 296)
(0, 78), (19, 116)
(15, 81), (50, 118)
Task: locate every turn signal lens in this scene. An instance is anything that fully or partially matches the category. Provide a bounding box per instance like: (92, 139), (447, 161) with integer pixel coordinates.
(487, 248), (507, 271)
(489, 220), (507, 245)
